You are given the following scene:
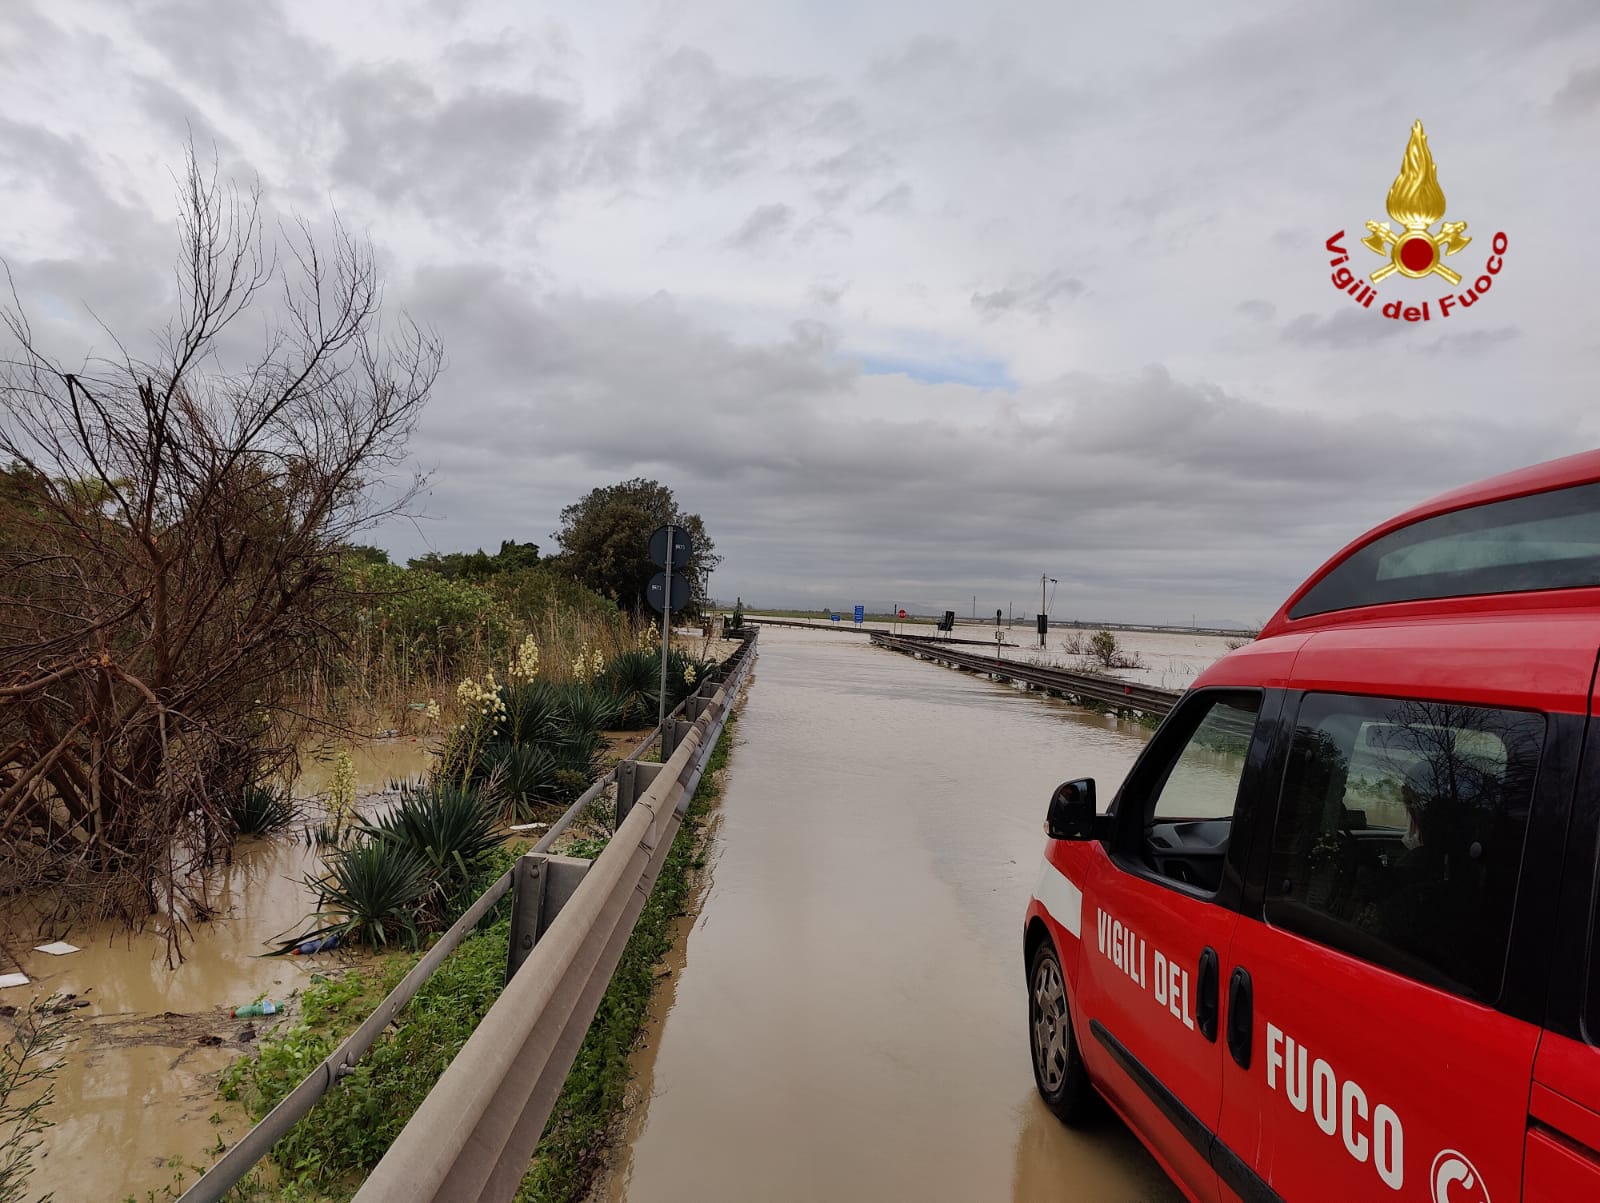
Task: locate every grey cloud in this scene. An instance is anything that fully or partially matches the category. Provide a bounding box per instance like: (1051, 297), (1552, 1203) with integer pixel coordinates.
(863, 183), (912, 215)
(1413, 327), (1521, 356)
(134, 0), (334, 119)
(1553, 63), (1600, 114)
(869, 35), (966, 84)
(972, 271), (1084, 318)
(1282, 309), (1407, 349)
(867, 34), (1091, 144)
(376, 274), (1569, 620)
(0, 119), (159, 261)
(726, 204), (795, 250)
(583, 47), (867, 190)
(809, 281), (848, 307)
(794, 215), (852, 248)
(328, 66), (574, 226)
(4, 2), (1597, 622)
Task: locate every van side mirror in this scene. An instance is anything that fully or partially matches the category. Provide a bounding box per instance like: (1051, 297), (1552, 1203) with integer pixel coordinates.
(1046, 778), (1099, 841)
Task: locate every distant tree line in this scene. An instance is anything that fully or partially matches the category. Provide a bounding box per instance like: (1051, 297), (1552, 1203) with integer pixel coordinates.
(355, 476), (722, 621)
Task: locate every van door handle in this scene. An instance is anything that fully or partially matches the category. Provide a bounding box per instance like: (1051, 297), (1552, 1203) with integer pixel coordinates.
(1227, 966), (1252, 1069)
(1196, 947), (1219, 1042)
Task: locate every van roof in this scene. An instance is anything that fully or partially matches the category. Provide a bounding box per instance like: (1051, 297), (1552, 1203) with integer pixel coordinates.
(1259, 448), (1600, 639)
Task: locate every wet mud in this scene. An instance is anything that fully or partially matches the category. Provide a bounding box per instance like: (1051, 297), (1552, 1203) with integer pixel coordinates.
(601, 626), (1191, 1203)
(6, 738), (432, 1203)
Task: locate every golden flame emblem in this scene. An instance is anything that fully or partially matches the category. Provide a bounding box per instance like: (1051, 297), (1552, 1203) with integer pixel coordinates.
(1361, 121), (1471, 285)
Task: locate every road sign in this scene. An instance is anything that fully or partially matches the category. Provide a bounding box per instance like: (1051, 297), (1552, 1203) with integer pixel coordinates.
(898, 609), (907, 618)
(831, 613), (841, 622)
(853, 605), (864, 624)
(648, 525), (694, 569)
(646, 571), (691, 614)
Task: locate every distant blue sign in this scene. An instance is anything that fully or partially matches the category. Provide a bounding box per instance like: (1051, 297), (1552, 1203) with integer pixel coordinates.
(831, 613), (841, 622)
(853, 605), (865, 624)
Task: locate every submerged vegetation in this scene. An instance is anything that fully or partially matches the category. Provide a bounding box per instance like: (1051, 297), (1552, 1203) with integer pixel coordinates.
(0, 995), (74, 1203)
(288, 636), (715, 953)
(226, 785), (299, 839)
(1060, 629), (1148, 671)
(217, 721), (735, 1203)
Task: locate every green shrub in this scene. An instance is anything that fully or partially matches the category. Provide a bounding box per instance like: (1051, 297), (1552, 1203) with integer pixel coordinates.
(500, 680), (569, 749)
(304, 841), (432, 950)
(601, 649), (658, 728)
(480, 744), (563, 821)
(555, 684), (622, 734)
(360, 781), (502, 914)
(226, 783), (298, 837)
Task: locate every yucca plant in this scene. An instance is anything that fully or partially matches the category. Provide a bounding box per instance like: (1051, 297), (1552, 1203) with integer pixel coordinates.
(602, 649), (659, 729)
(479, 743), (562, 820)
(660, 648), (718, 710)
(360, 779), (501, 902)
(558, 683), (623, 734)
(302, 840), (432, 949)
(501, 680), (569, 747)
(226, 783), (297, 837)
(551, 727), (604, 801)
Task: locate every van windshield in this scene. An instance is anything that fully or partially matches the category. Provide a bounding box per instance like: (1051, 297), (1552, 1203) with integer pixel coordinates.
(1290, 479), (1600, 619)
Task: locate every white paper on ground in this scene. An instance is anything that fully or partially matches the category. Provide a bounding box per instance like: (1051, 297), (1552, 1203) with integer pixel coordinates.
(0, 973), (29, 989)
(33, 942), (80, 956)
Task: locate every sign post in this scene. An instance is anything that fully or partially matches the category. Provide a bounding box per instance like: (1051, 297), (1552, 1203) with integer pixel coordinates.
(659, 536), (672, 735)
(853, 604), (865, 626)
(647, 524), (695, 735)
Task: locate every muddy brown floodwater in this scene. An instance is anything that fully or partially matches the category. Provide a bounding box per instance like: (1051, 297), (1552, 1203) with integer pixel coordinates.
(602, 626), (1193, 1203)
(9, 739), (432, 1203)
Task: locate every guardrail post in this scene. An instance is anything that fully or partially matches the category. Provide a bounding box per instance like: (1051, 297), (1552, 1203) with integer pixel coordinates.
(615, 759), (664, 830)
(506, 853), (593, 983)
(661, 716), (695, 761)
(685, 696), (713, 720)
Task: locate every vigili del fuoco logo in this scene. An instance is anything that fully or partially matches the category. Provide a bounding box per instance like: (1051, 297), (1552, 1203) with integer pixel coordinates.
(1325, 120), (1507, 323)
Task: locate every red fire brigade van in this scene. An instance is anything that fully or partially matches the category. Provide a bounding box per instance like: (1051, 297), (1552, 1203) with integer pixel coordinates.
(1025, 449), (1600, 1203)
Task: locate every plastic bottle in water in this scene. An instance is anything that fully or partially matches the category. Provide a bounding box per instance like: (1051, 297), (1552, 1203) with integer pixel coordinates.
(232, 998), (279, 1018)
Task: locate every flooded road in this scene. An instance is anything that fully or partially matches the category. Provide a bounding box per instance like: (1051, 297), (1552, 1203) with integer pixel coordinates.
(603, 626), (1187, 1203)
(11, 739), (432, 1203)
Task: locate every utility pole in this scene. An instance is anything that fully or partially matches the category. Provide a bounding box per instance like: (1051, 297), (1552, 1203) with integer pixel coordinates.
(1040, 574), (1057, 648)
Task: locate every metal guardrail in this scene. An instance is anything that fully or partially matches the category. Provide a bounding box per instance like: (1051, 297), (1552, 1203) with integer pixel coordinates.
(746, 616), (1021, 647)
(352, 633), (755, 1201)
(178, 631), (757, 1203)
(869, 632), (1180, 717)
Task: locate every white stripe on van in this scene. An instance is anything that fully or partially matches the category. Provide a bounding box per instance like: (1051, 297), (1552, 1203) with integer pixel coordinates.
(1033, 856), (1082, 938)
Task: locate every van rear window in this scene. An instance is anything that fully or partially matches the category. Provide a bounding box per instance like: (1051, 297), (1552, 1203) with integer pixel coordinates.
(1289, 480), (1600, 619)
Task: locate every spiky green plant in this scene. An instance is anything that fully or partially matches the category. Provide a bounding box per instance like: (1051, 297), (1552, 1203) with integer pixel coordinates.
(557, 684), (623, 734)
(480, 743), (563, 820)
(226, 783), (298, 837)
(360, 780), (501, 907)
(303, 841), (432, 949)
(501, 680), (569, 747)
(601, 649), (659, 729)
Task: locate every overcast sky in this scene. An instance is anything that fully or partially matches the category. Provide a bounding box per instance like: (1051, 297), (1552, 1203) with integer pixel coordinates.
(4, 1), (1599, 625)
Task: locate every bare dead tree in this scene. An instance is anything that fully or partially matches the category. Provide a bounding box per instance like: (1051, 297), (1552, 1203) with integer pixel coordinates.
(0, 147), (441, 959)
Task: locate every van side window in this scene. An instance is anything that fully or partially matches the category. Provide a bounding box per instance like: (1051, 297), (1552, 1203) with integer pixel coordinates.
(1127, 692), (1261, 894)
(1265, 693), (1544, 1003)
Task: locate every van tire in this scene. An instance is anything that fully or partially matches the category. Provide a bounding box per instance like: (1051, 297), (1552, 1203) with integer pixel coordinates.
(1028, 938), (1097, 1125)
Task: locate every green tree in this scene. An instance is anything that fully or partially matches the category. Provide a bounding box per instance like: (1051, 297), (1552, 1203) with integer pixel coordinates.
(552, 479), (720, 614)
(342, 544), (392, 567)
(408, 539), (540, 581)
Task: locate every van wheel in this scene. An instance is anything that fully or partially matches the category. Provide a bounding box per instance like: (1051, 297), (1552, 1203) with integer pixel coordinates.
(1029, 939), (1097, 1125)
